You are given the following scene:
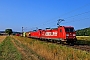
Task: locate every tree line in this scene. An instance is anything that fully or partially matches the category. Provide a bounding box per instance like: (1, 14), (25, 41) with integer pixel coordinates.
(76, 27), (90, 36)
(2, 28), (90, 36)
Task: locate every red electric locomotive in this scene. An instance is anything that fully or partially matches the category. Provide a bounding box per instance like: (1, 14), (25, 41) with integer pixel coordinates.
(30, 30), (41, 39)
(29, 26), (77, 44)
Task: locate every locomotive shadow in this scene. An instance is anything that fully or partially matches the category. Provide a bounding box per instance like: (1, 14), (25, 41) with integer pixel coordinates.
(75, 40), (90, 46)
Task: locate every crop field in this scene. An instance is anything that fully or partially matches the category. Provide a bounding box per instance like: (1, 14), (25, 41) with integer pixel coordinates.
(12, 36), (90, 60)
(0, 36), (45, 60)
(0, 36), (90, 60)
(0, 36), (21, 60)
(0, 36), (6, 43)
(77, 36), (90, 40)
(76, 36), (90, 45)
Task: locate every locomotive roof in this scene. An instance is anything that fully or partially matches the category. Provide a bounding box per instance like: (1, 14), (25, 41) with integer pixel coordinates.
(51, 28), (57, 30)
(58, 26), (74, 28)
(64, 26), (74, 28)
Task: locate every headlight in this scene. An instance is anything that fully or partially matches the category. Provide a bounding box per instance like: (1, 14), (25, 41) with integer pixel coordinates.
(73, 34), (76, 36)
(66, 34), (69, 36)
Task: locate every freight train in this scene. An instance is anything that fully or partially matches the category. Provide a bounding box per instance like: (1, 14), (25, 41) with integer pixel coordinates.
(24, 26), (77, 45)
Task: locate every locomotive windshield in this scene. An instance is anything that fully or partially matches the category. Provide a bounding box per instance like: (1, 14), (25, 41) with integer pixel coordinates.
(65, 28), (75, 32)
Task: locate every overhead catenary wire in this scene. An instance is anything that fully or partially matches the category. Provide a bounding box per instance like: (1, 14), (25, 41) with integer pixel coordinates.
(64, 11), (90, 19)
(62, 17), (90, 24)
(50, 17), (90, 27)
(36, 3), (90, 27)
(27, 3), (90, 31)
(29, 10), (90, 31)
(59, 3), (90, 17)
(29, 10), (90, 30)
(39, 10), (90, 27)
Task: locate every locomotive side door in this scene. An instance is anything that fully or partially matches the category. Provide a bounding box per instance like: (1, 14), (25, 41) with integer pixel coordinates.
(58, 28), (63, 39)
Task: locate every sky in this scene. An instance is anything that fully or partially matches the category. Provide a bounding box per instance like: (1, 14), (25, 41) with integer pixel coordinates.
(0, 0), (90, 32)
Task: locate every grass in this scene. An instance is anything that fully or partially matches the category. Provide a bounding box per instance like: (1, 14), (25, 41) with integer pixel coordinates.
(0, 36), (22, 60)
(76, 36), (90, 40)
(13, 36), (90, 60)
(0, 36), (6, 43)
(76, 36), (90, 45)
(11, 36), (45, 60)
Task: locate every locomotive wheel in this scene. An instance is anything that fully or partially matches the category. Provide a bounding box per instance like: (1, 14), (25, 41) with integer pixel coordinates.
(57, 40), (62, 44)
(52, 40), (55, 43)
(70, 42), (74, 46)
(66, 41), (74, 46)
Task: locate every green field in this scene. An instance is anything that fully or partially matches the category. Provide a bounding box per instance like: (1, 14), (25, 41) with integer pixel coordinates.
(0, 36), (45, 60)
(0, 36), (22, 60)
(76, 36), (90, 45)
(12, 36), (90, 60)
(0, 36), (90, 60)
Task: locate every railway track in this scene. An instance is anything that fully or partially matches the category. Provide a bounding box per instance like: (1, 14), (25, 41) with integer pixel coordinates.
(67, 44), (90, 52)
(39, 39), (90, 52)
(24, 37), (90, 53)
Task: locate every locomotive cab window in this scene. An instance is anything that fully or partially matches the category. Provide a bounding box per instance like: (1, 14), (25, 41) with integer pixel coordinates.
(65, 28), (75, 32)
